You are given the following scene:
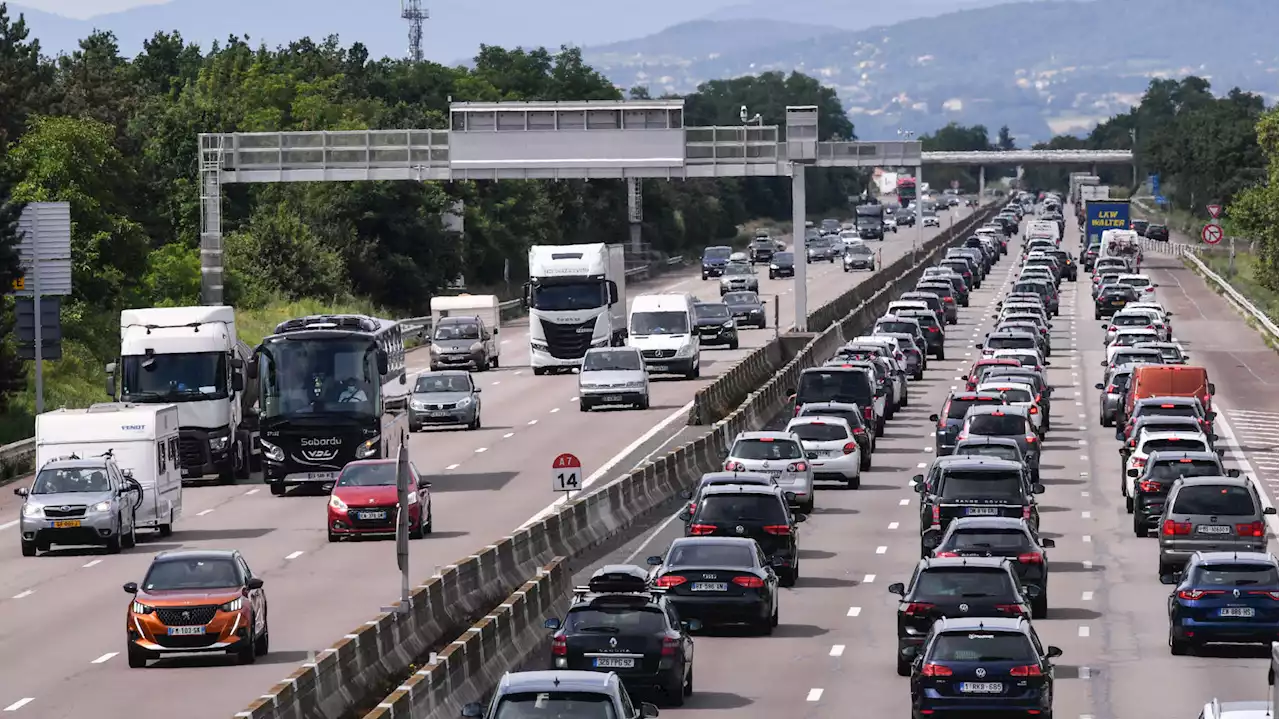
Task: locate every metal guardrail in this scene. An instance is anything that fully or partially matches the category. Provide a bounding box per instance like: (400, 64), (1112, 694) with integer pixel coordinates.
(0, 256), (688, 480)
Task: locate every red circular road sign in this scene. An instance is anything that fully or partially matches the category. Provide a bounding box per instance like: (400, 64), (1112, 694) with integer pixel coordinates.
(1201, 223), (1223, 245)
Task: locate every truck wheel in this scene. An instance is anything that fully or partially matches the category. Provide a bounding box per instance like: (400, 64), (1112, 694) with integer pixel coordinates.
(218, 459), (235, 485)
(158, 510), (173, 537)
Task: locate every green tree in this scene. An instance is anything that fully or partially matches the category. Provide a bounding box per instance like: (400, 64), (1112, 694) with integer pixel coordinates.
(0, 4), (55, 155)
(1227, 108), (1278, 291)
(0, 172), (25, 404)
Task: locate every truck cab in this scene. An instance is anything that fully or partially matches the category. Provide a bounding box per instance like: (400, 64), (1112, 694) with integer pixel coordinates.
(525, 243), (626, 375)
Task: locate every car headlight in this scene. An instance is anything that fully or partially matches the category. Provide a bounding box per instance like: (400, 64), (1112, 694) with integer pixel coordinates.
(627, 381), (646, 390)
(355, 437), (380, 459)
(456, 396), (473, 408)
(91, 501), (112, 513)
(220, 597), (243, 612)
(429, 344), (441, 355)
(261, 439), (284, 463)
(329, 495), (348, 512)
(723, 320), (734, 328)
(531, 340), (548, 352)
(131, 601), (154, 615)
(770, 264), (778, 269)
(208, 434), (230, 452)
(412, 401), (427, 411)
(22, 503), (42, 517)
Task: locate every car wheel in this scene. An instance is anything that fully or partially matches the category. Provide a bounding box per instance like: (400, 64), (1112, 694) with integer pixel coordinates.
(638, 394), (651, 410)
(579, 401), (590, 412)
(729, 339), (739, 350)
(780, 567), (798, 588)
(684, 664), (695, 696)
(860, 452), (872, 471)
(122, 519), (137, 550)
(20, 539), (36, 557)
(237, 623), (258, 664)
(1031, 593), (1048, 619)
(1133, 513), (1148, 538)
(327, 530), (339, 543)
(469, 413), (481, 430)
(127, 644), (151, 668)
(847, 474), (860, 490)
(105, 530), (122, 555)
(1169, 627), (1192, 656)
(409, 512), (425, 539)
(897, 655), (913, 677)
(666, 670), (686, 707)
(1125, 495), (1134, 514)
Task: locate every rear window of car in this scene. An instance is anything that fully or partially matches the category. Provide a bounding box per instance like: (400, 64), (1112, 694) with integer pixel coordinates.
(666, 542), (756, 568)
(954, 445), (1022, 463)
(947, 397), (1003, 420)
(564, 607), (669, 634)
(495, 692), (617, 719)
(790, 423), (850, 442)
(905, 313), (940, 329)
(914, 567), (1015, 598)
(731, 438), (803, 461)
(1148, 459), (1222, 480)
(987, 335), (1036, 350)
(877, 321), (919, 336)
(696, 494), (788, 524)
(1193, 563), (1279, 587)
(1171, 485), (1257, 515)
(987, 387), (1033, 403)
(695, 304), (730, 319)
(1138, 405), (1197, 419)
(1141, 438), (1207, 454)
(966, 414), (1027, 435)
(947, 528), (1033, 552)
(798, 370), (872, 405)
(939, 470), (1024, 500)
(1114, 315), (1149, 327)
(799, 408), (864, 430)
(1113, 352), (1162, 366)
(930, 632), (1035, 662)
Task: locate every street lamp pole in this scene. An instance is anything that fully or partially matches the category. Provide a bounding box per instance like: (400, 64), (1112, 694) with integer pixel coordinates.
(899, 129), (922, 260)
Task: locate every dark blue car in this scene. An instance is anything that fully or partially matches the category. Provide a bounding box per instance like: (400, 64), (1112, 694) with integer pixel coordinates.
(906, 616), (1060, 718)
(1162, 550), (1279, 655)
(929, 391), (1004, 455)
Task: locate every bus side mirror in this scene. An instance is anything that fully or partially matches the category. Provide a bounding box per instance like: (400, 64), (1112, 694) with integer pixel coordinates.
(231, 370), (245, 393)
(521, 282), (531, 309)
(246, 356), (259, 380)
(377, 350), (389, 376)
(606, 280), (619, 305)
(105, 362), (117, 398)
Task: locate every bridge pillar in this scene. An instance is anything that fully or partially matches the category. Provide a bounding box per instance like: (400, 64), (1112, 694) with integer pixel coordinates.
(791, 166), (808, 331)
(978, 166), (986, 200)
(1016, 164), (1024, 187)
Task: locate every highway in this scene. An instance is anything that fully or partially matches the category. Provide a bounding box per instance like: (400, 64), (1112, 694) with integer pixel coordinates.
(564, 211), (1278, 719)
(0, 212), (972, 718)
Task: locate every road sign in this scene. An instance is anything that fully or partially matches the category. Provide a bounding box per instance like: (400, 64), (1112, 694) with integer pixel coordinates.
(552, 452), (583, 493)
(1206, 204), (1222, 219)
(10, 276), (23, 291)
(950, 180), (960, 189)
(1201, 223), (1223, 245)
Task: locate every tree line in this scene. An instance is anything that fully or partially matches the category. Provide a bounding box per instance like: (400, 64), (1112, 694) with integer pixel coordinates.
(0, 3), (867, 442)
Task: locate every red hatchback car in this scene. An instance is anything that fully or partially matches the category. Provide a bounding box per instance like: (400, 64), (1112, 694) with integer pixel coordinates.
(327, 459), (433, 541)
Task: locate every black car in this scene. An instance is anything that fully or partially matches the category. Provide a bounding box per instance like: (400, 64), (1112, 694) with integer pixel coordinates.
(1146, 224), (1170, 242)
(889, 556), (1036, 675)
(904, 617), (1062, 716)
(932, 517), (1054, 618)
(899, 310), (946, 360)
(1095, 285), (1140, 319)
(1130, 450), (1235, 537)
(701, 245), (732, 279)
(748, 236), (775, 264)
(915, 456), (1043, 554)
(768, 251), (795, 279)
(1047, 249), (1078, 281)
(693, 302), (739, 349)
(919, 277), (968, 309)
(930, 391), (1006, 456)
(792, 366), (885, 437)
(647, 536), (780, 633)
(679, 484), (806, 586)
(952, 436), (1026, 466)
(795, 401), (874, 468)
(872, 316), (929, 362)
(897, 211), (917, 227)
(903, 290), (955, 326)
(544, 565), (696, 705)
(939, 259), (977, 290)
(1132, 219), (1150, 236)
(722, 291), (767, 329)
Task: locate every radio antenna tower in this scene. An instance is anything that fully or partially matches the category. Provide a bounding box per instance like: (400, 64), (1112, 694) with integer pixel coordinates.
(400, 0), (428, 62)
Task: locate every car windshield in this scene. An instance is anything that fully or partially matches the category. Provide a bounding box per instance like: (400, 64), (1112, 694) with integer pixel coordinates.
(696, 494), (788, 523)
(582, 350), (643, 372)
(703, 247), (731, 260)
(955, 445), (1022, 463)
(631, 311), (689, 336)
(798, 370), (871, 404)
(31, 466), (113, 494)
(564, 606), (668, 634)
(415, 375), (470, 393)
(695, 304), (731, 320)
(724, 264), (753, 277)
(143, 558), (241, 591)
(1141, 438), (1206, 454)
(494, 692), (616, 719)
(1114, 333), (1155, 346)
(774, 252), (794, 264)
(789, 423), (850, 442)
(1148, 460), (1221, 480)
(121, 351), (228, 400)
(987, 336), (1036, 350)
(337, 462), (397, 487)
(930, 633), (1036, 662)
(966, 414), (1026, 435)
(904, 313), (939, 329)
(724, 293), (759, 306)
(732, 438), (803, 460)
(914, 568), (1014, 598)
(1194, 563), (1279, 587)
(530, 280), (608, 312)
(947, 528), (1032, 553)
(939, 470), (1024, 500)
(666, 542), (755, 568)
(434, 322), (480, 341)
(1172, 485), (1256, 515)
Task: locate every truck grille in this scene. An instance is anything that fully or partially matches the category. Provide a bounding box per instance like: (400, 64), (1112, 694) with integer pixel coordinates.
(156, 605), (219, 626)
(642, 349), (675, 360)
(178, 436), (208, 468)
(43, 505), (87, 518)
(539, 318), (595, 360)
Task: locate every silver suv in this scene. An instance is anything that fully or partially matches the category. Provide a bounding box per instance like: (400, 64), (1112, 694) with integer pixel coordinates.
(462, 670), (658, 719)
(723, 431), (816, 514)
(1158, 476), (1275, 576)
(579, 347), (650, 411)
(15, 455), (143, 556)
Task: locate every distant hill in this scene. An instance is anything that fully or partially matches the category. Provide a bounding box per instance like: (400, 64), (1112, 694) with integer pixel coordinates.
(583, 0), (1279, 142)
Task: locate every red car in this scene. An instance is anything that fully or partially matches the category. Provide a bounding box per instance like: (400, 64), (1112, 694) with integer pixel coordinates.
(327, 459), (433, 541)
(961, 358), (1022, 391)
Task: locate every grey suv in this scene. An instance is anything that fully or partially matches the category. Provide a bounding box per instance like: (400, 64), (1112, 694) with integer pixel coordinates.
(409, 371), (481, 430)
(1157, 477), (1276, 576)
(16, 456), (143, 556)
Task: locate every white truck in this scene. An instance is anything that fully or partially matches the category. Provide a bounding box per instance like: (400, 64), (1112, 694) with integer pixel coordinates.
(106, 306), (258, 485)
(525, 243), (627, 375)
(35, 403), (183, 536)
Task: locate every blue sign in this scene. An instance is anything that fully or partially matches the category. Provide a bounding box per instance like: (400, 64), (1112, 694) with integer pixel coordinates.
(1149, 174), (1161, 194)
(1085, 200), (1131, 247)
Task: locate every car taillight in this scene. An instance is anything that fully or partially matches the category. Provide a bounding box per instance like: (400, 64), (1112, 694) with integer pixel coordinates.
(931, 505), (940, 522)
(763, 524), (792, 536)
(927, 327), (939, 333)
(943, 297), (954, 303)
(654, 575), (687, 588)
(922, 663), (953, 676)
(1017, 552), (1043, 564)
(1028, 406), (1038, 414)
(1128, 437), (1136, 447)
(551, 635), (567, 655)
(1009, 664), (1043, 677)
(863, 406), (874, 420)
(732, 576), (766, 588)
(787, 462), (808, 472)
(725, 461), (746, 472)
(1177, 589), (1224, 600)
(852, 427), (866, 435)
(842, 442), (857, 455)
(1162, 520), (1192, 536)
(995, 604), (1026, 616)
(661, 637), (680, 656)
(1236, 521), (1265, 538)
(1025, 435), (1037, 443)
(1132, 457), (1146, 468)
(935, 552), (959, 558)
(690, 524), (716, 535)
(904, 602), (936, 615)
(1138, 480), (1162, 492)
(1106, 385), (1115, 393)
(1250, 590), (1280, 600)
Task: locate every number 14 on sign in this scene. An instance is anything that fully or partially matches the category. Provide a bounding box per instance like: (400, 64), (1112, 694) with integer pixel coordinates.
(552, 452), (584, 496)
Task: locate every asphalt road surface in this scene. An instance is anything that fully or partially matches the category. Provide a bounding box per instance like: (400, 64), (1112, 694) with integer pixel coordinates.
(565, 212), (1277, 719)
(0, 213), (972, 718)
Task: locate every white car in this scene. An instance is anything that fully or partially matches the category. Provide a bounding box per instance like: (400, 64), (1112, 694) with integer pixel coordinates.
(784, 416), (862, 489)
(1117, 273), (1157, 296)
(1114, 306), (1170, 340)
(976, 380), (1045, 434)
(724, 431), (816, 513)
(1104, 310), (1163, 345)
(1121, 430), (1212, 511)
(991, 348), (1047, 371)
(923, 214), (940, 227)
(1106, 328), (1161, 360)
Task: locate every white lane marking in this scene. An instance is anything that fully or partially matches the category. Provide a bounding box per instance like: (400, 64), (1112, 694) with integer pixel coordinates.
(829, 645), (845, 657)
(503, 432), (514, 439)
(11, 590), (33, 599)
(888, 522), (899, 530)
(1082, 535), (1092, 543)
(1079, 454), (1088, 460)
(875, 546), (888, 554)
(847, 606), (862, 617)
(91, 652), (117, 664)
(196, 509), (214, 516)
(83, 559), (102, 568)
(899, 498), (910, 506)
(549, 408), (560, 414)
(475, 447), (488, 454)
(527, 419), (538, 426)
(500, 340), (510, 345)
(244, 488), (259, 495)
(513, 370), (523, 375)
(1080, 666), (1092, 680)
(0, 520), (17, 530)
(806, 688), (824, 702)
(916, 462), (928, 468)
(1082, 591), (1094, 601)
(445, 464), (460, 471)
(1078, 625), (1090, 638)
(1083, 560), (1094, 570)
(1081, 511), (1091, 519)
(284, 551), (304, 560)
(520, 398), (697, 529)
(924, 446), (933, 452)
(1074, 401), (1083, 406)
(3, 698), (34, 712)
(862, 574), (876, 583)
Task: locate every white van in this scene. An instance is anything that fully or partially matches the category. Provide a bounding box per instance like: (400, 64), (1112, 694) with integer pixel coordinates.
(35, 403), (183, 535)
(1025, 220), (1061, 243)
(627, 293), (700, 379)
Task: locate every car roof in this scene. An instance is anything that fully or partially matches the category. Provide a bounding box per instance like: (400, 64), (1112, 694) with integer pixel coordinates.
(788, 415), (852, 428)
(153, 549), (238, 563)
(1172, 476), (1252, 490)
(955, 436), (1022, 448)
(966, 404), (1031, 418)
(935, 616), (1026, 633)
(934, 456), (1025, 471)
(798, 401), (861, 411)
(699, 471), (773, 484)
(1136, 431), (1210, 443)
(670, 536), (759, 550)
(420, 369), (471, 377)
(585, 346), (641, 355)
(736, 430), (798, 441)
(1137, 396), (1200, 406)
(946, 516), (1032, 531)
(39, 457), (112, 469)
(921, 555), (1011, 570)
(498, 670), (620, 694)
(1194, 551), (1277, 566)
(701, 484), (783, 498)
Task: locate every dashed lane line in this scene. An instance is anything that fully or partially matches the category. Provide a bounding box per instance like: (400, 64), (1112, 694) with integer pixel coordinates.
(11, 590), (33, 600)
(91, 652), (117, 664)
(806, 689), (824, 702)
(83, 559), (101, 568)
(847, 606), (862, 617)
(284, 551), (304, 560)
(3, 698), (34, 712)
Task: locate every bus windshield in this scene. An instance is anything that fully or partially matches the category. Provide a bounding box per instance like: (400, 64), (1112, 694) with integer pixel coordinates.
(259, 337), (379, 420)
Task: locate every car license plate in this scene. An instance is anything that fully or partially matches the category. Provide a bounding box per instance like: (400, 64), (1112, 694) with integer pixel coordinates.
(650, 365), (669, 372)
(1197, 524), (1232, 534)
(52, 520), (81, 528)
(1219, 607), (1255, 617)
(168, 626), (205, 636)
(959, 682), (1003, 693)
(1111, 300), (1125, 306)
(357, 510), (388, 520)
(767, 471), (783, 479)
(691, 582), (728, 592)
(306, 471), (336, 481)
(965, 507), (999, 516)
(602, 395), (622, 403)
(594, 657), (635, 669)
(429, 411), (451, 417)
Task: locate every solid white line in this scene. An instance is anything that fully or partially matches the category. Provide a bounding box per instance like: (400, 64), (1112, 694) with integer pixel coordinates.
(1081, 591), (1094, 601)
(1080, 666), (1092, 680)
(244, 488), (259, 495)
(806, 688), (824, 702)
(570, 396), (578, 402)
(622, 510), (685, 565)
(475, 447), (488, 454)
(888, 522), (899, 530)
(549, 408), (560, 414)
(196, 509), (214, 516)
(503, 432), (514, 439)
(830, 645), (845, 657)
(862, 574), (876, 583)
(83, 559), (102, 568)
(527, 419), (538, 426)
(847, 606), (862, 617)
(1082, 535), (1092, 543)
(91, 652), (117, 664)
(445, 464), (460, 471)
(1078, 625), (1090, 638)
(11, 590), (33, 599)
(491, 381), (500, 386)
(3, 698), (33, 712)
(284, 551), (304, 560)
(0, 520), (17, 530)
(875, 546), (888, 554)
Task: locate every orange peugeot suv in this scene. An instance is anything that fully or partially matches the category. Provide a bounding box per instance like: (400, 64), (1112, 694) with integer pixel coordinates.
(123, 549), (268, 667)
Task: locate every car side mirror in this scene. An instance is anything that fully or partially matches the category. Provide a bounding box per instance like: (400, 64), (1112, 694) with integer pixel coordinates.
(123, 582), (138, 594)
(646, 555), (663, 566)
(606, 280), (620, 305)
(1265, 507), (1278, 516)
(14, 487), (28, 497)
(1216, 449), (1226, 457)
(1040, 538), (1056, 549)
(900, 645), (919, 661)
(1094, 383), (1105, 390)
(418, 477), (432, 489)
(1226, 468), (1241, 478)
(376, 350), (390, 376)
(888, 582), (906, 596)
(1206, 412), (1217, 422)
(794, 514), (808, 523)
(784, 491), (798, 502)
(1158, 573), (1180, 585)
(1100, 361), (1107, 367)
(677, 510), (691, 522)
(1045, 646), (1063, 660)
(974, 343), (983, 349)
(1033, 484), (1046, 494)
(929, 414), (940, 423)
(543, 617), (562, 630)
(640, 703), (660, 718)
(246, 578), (264, 590)
(461, 702), (484, 718)
(1208, 383), (1216, 396)
(1022, 584), (1042, 599)
(122, 469), (134, 479)
(680, 618), (702, 632)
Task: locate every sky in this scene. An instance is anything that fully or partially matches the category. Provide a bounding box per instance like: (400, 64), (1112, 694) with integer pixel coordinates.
(11, 0), (169, 18)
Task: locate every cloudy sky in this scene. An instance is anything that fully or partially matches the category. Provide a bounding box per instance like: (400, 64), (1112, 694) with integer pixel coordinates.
(11, 0), (169, 18)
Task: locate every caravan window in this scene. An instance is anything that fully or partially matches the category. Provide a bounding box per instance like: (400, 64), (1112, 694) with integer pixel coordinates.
(158, 442), (166, 474)
(169, 438), (179, 466)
